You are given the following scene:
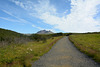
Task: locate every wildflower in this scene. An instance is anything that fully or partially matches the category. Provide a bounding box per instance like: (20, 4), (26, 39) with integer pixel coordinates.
(30, 49), (32, 51)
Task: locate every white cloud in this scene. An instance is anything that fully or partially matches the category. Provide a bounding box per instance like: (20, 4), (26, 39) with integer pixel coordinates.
(11, 0), (32, 10)
(0, 17), (19, 22)
(32, 24), (44, 30)
(1, 9), (33, 24)
(64, 0), (100, 32)
(1, 8), (54, 31)
(11, 0), (100, 33)
(32, 0), (100, 33)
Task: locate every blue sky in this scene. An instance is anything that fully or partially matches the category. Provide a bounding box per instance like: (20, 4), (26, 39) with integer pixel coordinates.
(0, 0), (100, 33)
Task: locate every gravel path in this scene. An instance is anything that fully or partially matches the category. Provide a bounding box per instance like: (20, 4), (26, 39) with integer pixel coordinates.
(32, 36), (100, 67)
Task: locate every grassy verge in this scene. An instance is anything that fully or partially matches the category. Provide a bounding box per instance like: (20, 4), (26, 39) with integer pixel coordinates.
(69, 34), (100, 63)
(0, 36), (62, 67)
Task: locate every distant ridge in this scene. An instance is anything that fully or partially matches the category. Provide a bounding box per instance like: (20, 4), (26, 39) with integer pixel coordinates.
(37, 30), (53, 34)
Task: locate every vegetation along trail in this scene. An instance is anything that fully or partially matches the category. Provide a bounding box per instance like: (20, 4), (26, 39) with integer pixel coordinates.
(32, 36), (100, 67)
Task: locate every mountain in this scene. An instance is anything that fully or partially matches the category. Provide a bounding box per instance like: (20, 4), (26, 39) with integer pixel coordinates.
(37, 30), (53, 34)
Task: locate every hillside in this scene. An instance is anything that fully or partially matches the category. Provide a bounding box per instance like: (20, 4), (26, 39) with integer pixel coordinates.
(0, 28), (63, 47)
(0, 28), (30, 47)
(37, 30), (53, 34)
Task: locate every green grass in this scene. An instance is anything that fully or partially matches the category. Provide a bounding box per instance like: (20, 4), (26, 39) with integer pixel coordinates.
(0, 36), (62, 67)
(69, 34), (100, 63)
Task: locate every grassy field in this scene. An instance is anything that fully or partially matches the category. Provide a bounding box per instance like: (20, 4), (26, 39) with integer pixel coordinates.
(0, 36), (62, 67)
(69, 34), (100, 63)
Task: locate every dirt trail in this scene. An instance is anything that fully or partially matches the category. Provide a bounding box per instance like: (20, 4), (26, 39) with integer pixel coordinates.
(32, 36), (100, 67)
